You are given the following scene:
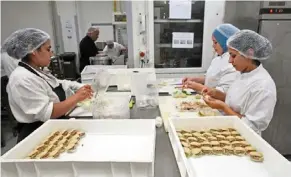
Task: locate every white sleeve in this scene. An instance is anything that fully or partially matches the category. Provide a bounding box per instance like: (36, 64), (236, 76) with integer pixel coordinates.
(103, 45), (108, 53)
(13, 79), (53, 122)
(116, 43), (126, 50)
(215, 66), (239, 93)
(241, 89), (276, 133)
(58, 79), (84, 91)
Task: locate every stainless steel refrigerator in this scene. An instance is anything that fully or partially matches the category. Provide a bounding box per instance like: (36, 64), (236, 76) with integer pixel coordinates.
(258, 1), (291, 155)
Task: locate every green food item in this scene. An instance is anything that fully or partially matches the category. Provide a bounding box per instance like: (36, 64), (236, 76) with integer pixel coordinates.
(195, 94), (202, 99)
(182, 90), (192, 95)
(173, 92), (187, 98)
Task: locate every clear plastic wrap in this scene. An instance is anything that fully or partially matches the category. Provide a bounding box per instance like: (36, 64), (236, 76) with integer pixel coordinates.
(92, 94), (130, 119)
(91, 69), (112, 97)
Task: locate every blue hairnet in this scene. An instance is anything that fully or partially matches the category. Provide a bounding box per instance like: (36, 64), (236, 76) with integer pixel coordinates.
(227, 30), (272, 60)
(212, 24), (240, 53)
(1, 28), (50, 59)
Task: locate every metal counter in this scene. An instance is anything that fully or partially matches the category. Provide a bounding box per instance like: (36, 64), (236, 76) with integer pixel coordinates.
(132, 107), (180, 177)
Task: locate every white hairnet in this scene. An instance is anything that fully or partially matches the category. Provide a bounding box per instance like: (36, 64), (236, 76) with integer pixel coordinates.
(227, 30), (272, 60)
(106, 40), (114, 45)
(1, 28), (50, 59)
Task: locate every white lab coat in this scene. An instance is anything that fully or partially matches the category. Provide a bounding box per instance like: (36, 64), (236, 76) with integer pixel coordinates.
(225, 64), (277, 135)
(103, 42), (126, 57)
(7, 64), (83, 123)
(1, 52), (19, 77)
(205, 52), (239, 93)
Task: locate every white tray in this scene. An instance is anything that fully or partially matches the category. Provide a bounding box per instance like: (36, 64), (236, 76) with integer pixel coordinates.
(1, 119), (156, 177)
(81, 65), (127, 80)
(81, 68), (156, 92)
(159, 96), (220, 132)
(168, 117), (291, 177)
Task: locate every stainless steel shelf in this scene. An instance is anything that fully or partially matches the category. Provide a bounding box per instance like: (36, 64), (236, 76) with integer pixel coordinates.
(154, 19), (203, 23)
(155, 43), (202, 48)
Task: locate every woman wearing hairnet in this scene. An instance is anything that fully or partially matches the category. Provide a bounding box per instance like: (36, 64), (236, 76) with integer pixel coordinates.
(2, 28), (93, 142)
(203, 30), (276, 135)
(183, 24), (240, 93)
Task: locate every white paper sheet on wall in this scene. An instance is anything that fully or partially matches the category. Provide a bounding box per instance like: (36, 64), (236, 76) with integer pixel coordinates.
(91, 24), (114, 42)
(172, 32), (194, 48)
(169, 0), (192, 19)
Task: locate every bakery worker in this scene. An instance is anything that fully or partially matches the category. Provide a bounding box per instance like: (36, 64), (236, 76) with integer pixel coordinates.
(103, 40), (126, 58)
(2, 28), (93, 142)
(183, 24), (240, 93)
(1, 52), (19, 78)
(79, 27), (100, 72)
(202, 30), (276, 135)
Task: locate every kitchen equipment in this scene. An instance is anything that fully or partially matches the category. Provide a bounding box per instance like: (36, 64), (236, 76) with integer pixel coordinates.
(258, 1), (291, 155)
(89, 54), (112, 65)
(59, 52), (77, 80)
(168, 117), (291, 177)
(49, 55), (64, 79)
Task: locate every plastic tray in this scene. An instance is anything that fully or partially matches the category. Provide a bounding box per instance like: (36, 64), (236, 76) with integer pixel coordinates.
(81, 67), (156, 91)
(1, 119), (156, 177)
(167, 117), (291, 177)
(159, 96), (221, 132)
(81, 65), (127, 81)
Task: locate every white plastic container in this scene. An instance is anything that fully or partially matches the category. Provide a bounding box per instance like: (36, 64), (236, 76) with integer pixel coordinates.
(1, 119), (156, 177)
(81, 65), (127, 84)
(116, 71), (131, 91)
(168, 117), (291, 177)
(159, 96), (221, 132)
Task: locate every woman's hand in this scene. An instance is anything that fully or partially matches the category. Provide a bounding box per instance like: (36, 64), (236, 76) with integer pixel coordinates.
(184, 80), (196, 89)
(183, 80), (205, 92)
(203, 95), (227, 110)
(201, 87), (216, 97)
(202, 87), (226, 101)
(75, 85), (93, 102)
(182, 77), (190, 85)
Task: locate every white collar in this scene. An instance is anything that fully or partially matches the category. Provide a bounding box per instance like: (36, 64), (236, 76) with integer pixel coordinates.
(241, 64), (263, 79)
(216, 52), (228, 59)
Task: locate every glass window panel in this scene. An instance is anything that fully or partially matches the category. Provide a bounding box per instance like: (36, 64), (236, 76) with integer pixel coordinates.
(153, 0), (205, 68)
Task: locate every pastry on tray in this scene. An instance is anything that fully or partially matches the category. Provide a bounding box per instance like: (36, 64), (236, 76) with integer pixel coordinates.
(249, 151), (264, 162)
(26, 129), (85, 159)
(177, 128), (264, 162)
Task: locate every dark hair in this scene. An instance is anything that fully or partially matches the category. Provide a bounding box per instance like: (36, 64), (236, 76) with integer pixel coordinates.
(21, 54), (30, 63)
(21, 46), (42, 63)
(252, 59), (261, 66)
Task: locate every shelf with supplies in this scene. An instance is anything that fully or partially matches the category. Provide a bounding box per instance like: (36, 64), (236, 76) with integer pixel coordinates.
(155, 43), (202, 48)
(154, 19), (203, 23)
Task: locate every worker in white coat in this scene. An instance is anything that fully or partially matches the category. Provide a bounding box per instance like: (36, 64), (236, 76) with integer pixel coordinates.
(183, 24), (240, 93)
(103, 40), (126, 58)
(202, 30), (276, 135)
(2, 28), (93, 142)
(1, 52), (19, 78)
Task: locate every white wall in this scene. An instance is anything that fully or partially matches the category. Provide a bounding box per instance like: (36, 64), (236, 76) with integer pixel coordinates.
(201, 0), (225, 71)
(55, 1), (79, 54)
(77, 1), (114, 42)
(1, 1), (55, 51)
